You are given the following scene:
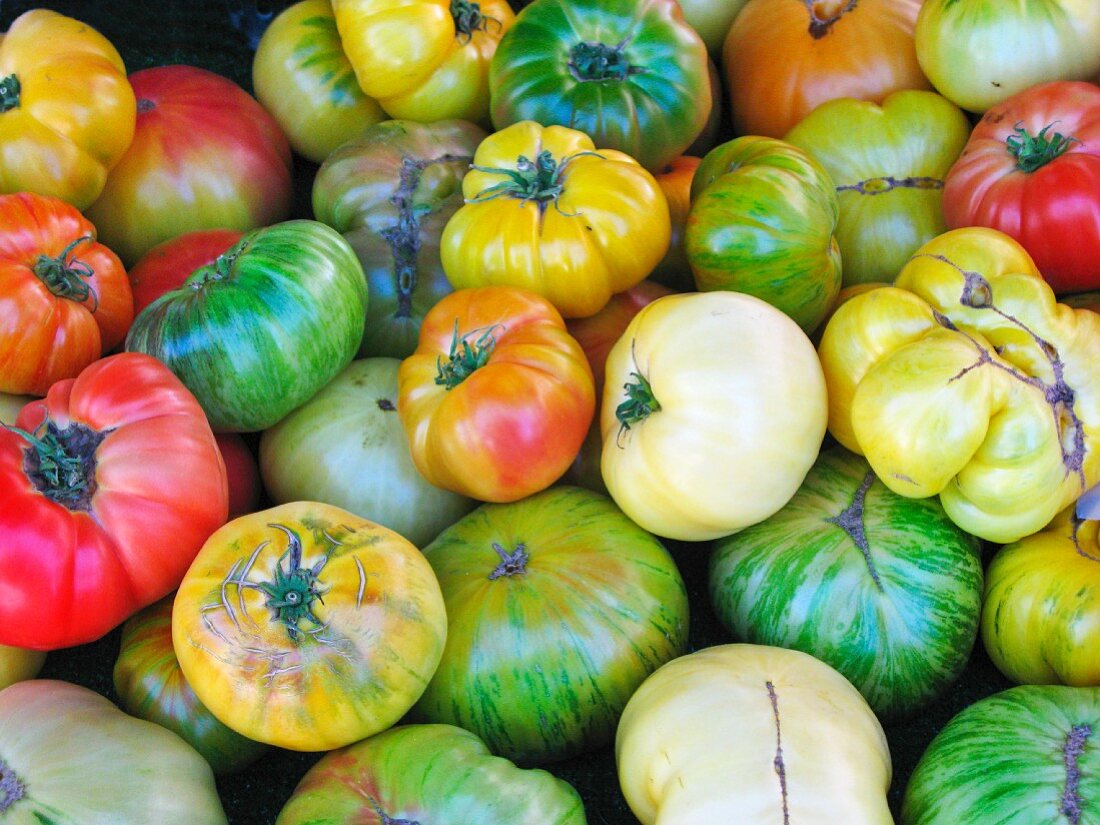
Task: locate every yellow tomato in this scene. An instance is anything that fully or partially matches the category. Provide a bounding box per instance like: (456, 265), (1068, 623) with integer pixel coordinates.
(172, 501), (447, 751)
(441, 121), (671, 319)
(600, 291), (827, 541)
(0, 10), (135, 210)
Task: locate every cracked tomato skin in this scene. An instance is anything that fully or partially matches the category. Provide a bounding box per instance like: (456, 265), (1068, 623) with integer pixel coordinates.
(818, 227), (1100, 544)
(172, 501), (447, 752)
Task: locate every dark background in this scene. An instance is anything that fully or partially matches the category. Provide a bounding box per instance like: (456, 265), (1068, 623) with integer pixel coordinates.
(0, 1), (1013, 822)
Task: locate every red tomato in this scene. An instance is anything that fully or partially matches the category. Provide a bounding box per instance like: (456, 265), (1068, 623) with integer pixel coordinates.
(397, 286), (595, 503)
(0, 352), (228, 650)
(0, 192), (133, 396)
(943, 80), (1100, 294)
(214, 432), (261, 518)
(85, 65), (293, 266)
(128, 229), (244, 316)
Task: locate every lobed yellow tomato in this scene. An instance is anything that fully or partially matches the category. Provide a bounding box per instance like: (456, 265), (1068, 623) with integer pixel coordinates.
(441, 121), (671, 319)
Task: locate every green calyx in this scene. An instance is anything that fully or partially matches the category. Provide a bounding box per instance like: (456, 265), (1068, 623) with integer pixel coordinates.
(0, 74), (19, 112)
(615, 369), (661, 436)
(435, 321), (500, 389)
(33, 235), (99, 311)
(568, 40), (637, 82)
(468, 149), (601, 214)
(255, 523), (330, 644)
(10, 416), (107, 511)
(451, 0), (493, 41)
(1006, 122), (1079, 173)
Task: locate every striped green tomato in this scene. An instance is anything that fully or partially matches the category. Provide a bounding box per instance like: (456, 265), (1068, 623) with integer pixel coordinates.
(412, 485), (689, 764)
(902, 684), (1100, 823)
(126, 220), (367, 432)
(708, 446), (983, 719)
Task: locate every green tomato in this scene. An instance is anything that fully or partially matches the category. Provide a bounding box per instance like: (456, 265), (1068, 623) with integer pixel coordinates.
(685, 135), (842, 333)
(902, 684), (1100, 823)
(413, 485), (689, 764)
(125, 220), (367, 432)
(709, 446), (983, 719)
(275, 724), (586, 824)
(259, 358), (476, 548)
(489, 0), (712, 171)
(311, 119), (484, 359)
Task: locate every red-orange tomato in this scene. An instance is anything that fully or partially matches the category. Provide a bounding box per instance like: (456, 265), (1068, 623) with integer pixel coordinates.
(650, 156), (702, 292)
(723, 0), (929, 138)
(214, 432), (262, 518)
(128, 229), (244, 317)
(397, 286), (595, 503)
(0, 192), (133, 396)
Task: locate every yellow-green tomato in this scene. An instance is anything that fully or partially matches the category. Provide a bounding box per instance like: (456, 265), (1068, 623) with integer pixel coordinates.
(0, 393), (35, 425)
(784, 90), (970, 286)
(615, 644), (892, 824)
(600, 291), (827, 541)
(0, 645), (44, 691)
(253, 0), (387, 164)
(982, 506), (1100, 686)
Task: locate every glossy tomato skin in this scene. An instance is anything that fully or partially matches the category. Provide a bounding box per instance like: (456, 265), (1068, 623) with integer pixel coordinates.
(253, 0), (387, 164)
(126, 220), (367, 433)
(113, 596), (269, 774)
(0, 352), (228, 650)
(85, 65), (293, 266)
(489, 0), (710, 172)
(723, 0), (928, 138)
(127, 229), (244, 316)
(398, 286), (595, 503)
(172, 501), (448, 752)
(0, 10), (136, 210)
(943, 80), (1100, 294)
(0, 192), (133, 395)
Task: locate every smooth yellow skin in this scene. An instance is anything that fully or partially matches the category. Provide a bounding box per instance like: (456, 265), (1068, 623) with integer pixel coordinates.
(442, 121), (671, 319)
(253, 0), (387, 164)
(600, 291), (827, 541)
(0, 9), (136, 210)
(983, 507), (1100, 686)
(784, 90), (970, 286)
(173, 501), (447, 752)
(915, 0), (1100, 112)
(332, 0), (514, 123)
(616, 644), (892, 825)
(819, 227), (1100, 544)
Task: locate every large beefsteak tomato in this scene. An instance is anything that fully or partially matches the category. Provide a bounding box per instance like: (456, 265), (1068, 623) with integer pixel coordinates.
(0, 352), (228, 650)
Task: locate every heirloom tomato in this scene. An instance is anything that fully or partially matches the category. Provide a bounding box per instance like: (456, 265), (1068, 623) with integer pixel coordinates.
(489, 0), (710, 172)
(818, 228), (1100, 544)
(85, 64), (293, 266)
(982, 506), (1100, 686)
(253, 0), (387, 164)
(398, 286), (595, 503)
(915, 0), (1100, 113)
(649, 156), (700, 293)
(214, 432), (261, 518)
(0, 352), (228, 651)
(709, 446), (983, 719)
(676, 0), (750, 55)
(616, 644), (892, 825)
(126, 220), (367, 432)
(412, 486), (689, 764)
(276, 724), (585, 825)
(114, 596), (269, 774)
(312, 118), (485, 359)
(943, 81), (1100, 294)
(0, 192), (133, 396)
(440, 121), (670, 319)
(260, 358), (475, 548)
(0, 9), (136, 210)
(722, 0), (928, 138)
(332, 0), (514, 125)
(902, 685), (1100, 824)
(686, 136), (841, 333)
(127, 228), (243, 316)
(0, 393), (33, 425)
(172, 501), (447, 752)
(0, 680), (227, 824)
(785, 90), (970, 286)
(600, 291), (828, 542)
(0, 645), (44, 691)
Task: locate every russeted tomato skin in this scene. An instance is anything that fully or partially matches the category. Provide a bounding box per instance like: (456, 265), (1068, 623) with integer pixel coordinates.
(412, 486), (689, 765)
(397, 285), (595, 503)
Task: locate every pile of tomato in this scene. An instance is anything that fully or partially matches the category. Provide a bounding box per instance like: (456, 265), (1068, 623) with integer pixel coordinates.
(1, 0), (1100, 822)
